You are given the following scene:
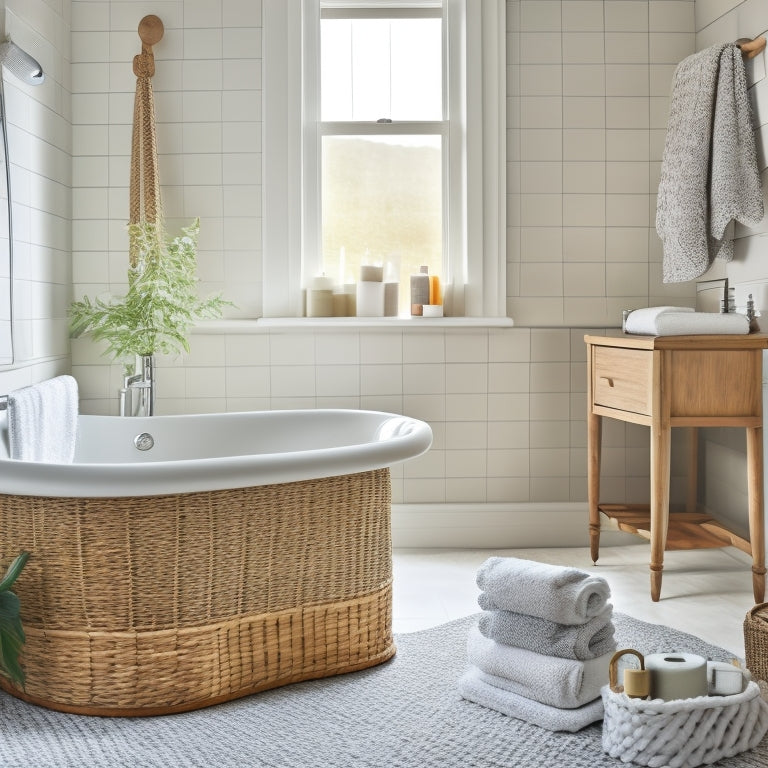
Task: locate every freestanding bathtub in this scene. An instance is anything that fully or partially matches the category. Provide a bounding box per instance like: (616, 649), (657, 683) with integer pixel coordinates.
(0, 409), (432, 716)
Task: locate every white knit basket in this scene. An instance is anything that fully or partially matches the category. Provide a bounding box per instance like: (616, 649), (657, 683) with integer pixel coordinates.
(601, 681), (768, 768)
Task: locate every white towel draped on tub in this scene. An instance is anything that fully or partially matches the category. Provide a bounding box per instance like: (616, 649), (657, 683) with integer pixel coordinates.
(7, 375), (79, 463)
(656, 43), (763, 283)
(476, 557), (611, 625)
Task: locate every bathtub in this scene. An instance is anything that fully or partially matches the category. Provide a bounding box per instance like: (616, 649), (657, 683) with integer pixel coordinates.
(0, 409), (432, 716)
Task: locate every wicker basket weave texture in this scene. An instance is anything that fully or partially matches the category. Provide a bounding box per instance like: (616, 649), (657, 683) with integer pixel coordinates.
(744, 603), (768, 684)
(0, 469), (391, 631)
(0, 468), (394, 714)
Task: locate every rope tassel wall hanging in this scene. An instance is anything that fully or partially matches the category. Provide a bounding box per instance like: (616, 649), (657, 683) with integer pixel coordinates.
(129, 14), (163, 265)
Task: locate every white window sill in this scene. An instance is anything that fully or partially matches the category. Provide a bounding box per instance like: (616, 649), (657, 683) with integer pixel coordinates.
(192, 317), (515, 334)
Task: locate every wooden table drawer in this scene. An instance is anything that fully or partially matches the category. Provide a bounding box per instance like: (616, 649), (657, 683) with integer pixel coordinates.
(593, 346), (653, 415)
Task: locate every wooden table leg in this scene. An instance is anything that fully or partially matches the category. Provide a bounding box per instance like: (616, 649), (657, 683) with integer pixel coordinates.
(588, 411), (602, 564)
(746, 426), (765, 603)
(686, 427), (698, 514)
(649, 422), (671, 602)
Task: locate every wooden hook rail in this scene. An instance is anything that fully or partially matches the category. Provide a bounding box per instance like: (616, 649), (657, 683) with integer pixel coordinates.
(737, 36), (766, 59)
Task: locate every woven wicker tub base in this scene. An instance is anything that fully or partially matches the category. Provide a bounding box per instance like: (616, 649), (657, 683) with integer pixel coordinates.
(0, 469), (394, 716)
(0, 586), (395, 717)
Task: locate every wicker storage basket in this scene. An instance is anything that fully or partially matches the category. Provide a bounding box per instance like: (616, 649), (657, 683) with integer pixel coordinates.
(745, 603), (768, 683)
(601, 684), (768, 768)
(0, 468), (394, 716)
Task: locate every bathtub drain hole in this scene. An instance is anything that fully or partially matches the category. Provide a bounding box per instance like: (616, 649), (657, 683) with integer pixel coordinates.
(134, 432), (154, 451)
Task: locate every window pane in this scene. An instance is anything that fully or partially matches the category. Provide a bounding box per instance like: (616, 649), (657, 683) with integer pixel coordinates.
(321, 18), (442, 121)
(321, 135), (442, 316)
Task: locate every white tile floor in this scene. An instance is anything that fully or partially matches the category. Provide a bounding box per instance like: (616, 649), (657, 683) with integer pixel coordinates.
(392, 543), (758, 658)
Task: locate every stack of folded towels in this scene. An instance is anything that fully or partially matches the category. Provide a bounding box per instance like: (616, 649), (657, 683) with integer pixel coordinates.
(458, 556), (616, 733)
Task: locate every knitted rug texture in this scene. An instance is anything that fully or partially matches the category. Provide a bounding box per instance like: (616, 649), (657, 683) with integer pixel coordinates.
(0, 612), (766, 768)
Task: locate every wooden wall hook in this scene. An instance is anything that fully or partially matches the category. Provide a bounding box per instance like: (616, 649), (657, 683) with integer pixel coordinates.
(138, 15), (164, 48)
(736, 36), (766, 59)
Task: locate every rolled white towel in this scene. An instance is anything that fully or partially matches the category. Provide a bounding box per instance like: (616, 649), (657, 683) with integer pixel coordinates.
(478, 605), (615, 660)
(467, 625), (611, 709)
(476, 557), (610, 625)
(624, 306), (749, 336)
(458, 666), (604, 733)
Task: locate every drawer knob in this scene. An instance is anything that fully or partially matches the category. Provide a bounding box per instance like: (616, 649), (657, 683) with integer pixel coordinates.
(599, 376), (615, 388)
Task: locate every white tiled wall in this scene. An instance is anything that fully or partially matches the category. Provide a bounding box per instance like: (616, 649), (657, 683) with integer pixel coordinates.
(0, 0), (72, 396)
(506, 0), (698, 326)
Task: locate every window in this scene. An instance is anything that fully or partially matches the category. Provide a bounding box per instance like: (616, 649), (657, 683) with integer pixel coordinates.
(263, 0), (506, 319)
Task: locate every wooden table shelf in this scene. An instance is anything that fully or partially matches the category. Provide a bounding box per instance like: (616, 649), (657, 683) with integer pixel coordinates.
(586, 333), (768, 602)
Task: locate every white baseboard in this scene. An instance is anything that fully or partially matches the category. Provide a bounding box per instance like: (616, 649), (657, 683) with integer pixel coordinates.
(391, 502), (639, 549)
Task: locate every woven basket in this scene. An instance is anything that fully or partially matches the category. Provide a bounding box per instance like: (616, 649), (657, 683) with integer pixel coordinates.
(0, 468), (394, 716)
(601, 684), (768, 768)
(745, 603), (768, 683)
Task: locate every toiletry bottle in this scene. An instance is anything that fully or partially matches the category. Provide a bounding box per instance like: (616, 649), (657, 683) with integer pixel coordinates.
(747, 294), (761, 333)
(411, 266), (430, 316)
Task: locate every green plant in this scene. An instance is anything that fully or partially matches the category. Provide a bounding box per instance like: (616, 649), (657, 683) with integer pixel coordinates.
(0, 551), (29, 687)
(69, 218), (230, 361)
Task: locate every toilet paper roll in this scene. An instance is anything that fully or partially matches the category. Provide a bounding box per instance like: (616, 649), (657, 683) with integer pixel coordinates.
(645, 653), (708, 701)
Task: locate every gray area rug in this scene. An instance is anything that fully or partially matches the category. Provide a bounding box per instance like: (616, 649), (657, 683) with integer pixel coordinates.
(0, 612), (766, 767)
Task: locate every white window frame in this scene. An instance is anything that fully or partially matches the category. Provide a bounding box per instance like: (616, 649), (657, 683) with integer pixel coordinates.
(262, 0), (506, 318)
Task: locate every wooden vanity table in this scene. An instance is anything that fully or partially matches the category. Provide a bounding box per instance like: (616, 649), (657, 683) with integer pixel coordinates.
(585, 333), (768, 602)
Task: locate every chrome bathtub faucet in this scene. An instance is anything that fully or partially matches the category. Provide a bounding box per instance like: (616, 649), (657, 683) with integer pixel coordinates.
(119, 355), (156, 417)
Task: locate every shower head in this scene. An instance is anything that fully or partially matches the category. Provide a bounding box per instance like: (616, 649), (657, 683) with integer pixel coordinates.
(0, 40), (44, 86)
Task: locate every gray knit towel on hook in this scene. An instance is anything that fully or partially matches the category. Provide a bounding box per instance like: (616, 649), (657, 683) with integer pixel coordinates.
(656, 43), (763, 284)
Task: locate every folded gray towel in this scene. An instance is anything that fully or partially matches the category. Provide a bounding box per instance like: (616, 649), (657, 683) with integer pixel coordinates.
(476, 557), (611, 626)
(458, 666), (604, 733)
(656, 43), (763, 283)
(478, 605), (615, 660)
(467, 625), (611, 709)
(7, 375), (79, 463)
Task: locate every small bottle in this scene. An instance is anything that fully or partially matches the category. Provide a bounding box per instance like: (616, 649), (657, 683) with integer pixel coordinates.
(410, 266), (430, 316)
(747, 293), (761, 333)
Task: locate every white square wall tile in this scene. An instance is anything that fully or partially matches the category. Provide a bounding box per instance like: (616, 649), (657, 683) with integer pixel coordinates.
(520, 262), (563, 296)
(520, 32), (563, 64)
(530, 329), (570, 361)
(520, 1), (562, 32)
(562, 1), (605, 32)
(403, 333), (445, 364)
(315, 365), (360, 397)
(563, 65), (606, 96)
(563, 162), (605, 194)
(563, 97), (605, 129)
(521, 227), (563, 262)
(606, 193), (651, 226)
(563, 227), (606, 262)
(649, 1), (694, 32)
(562, 33), (605, 65)
(521, 162), (563, 194)
(563, 194), (605, 226)
(605, 1), (649, 32)
(446, 363), (488, 394)
(605, 33), (649, 65)
(520, 64), (563, 96)
(403, 363), (445, 395)
(606, 262), (649, 296)
(606, 65), (650, 96)
(563, 262), (606, 296)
